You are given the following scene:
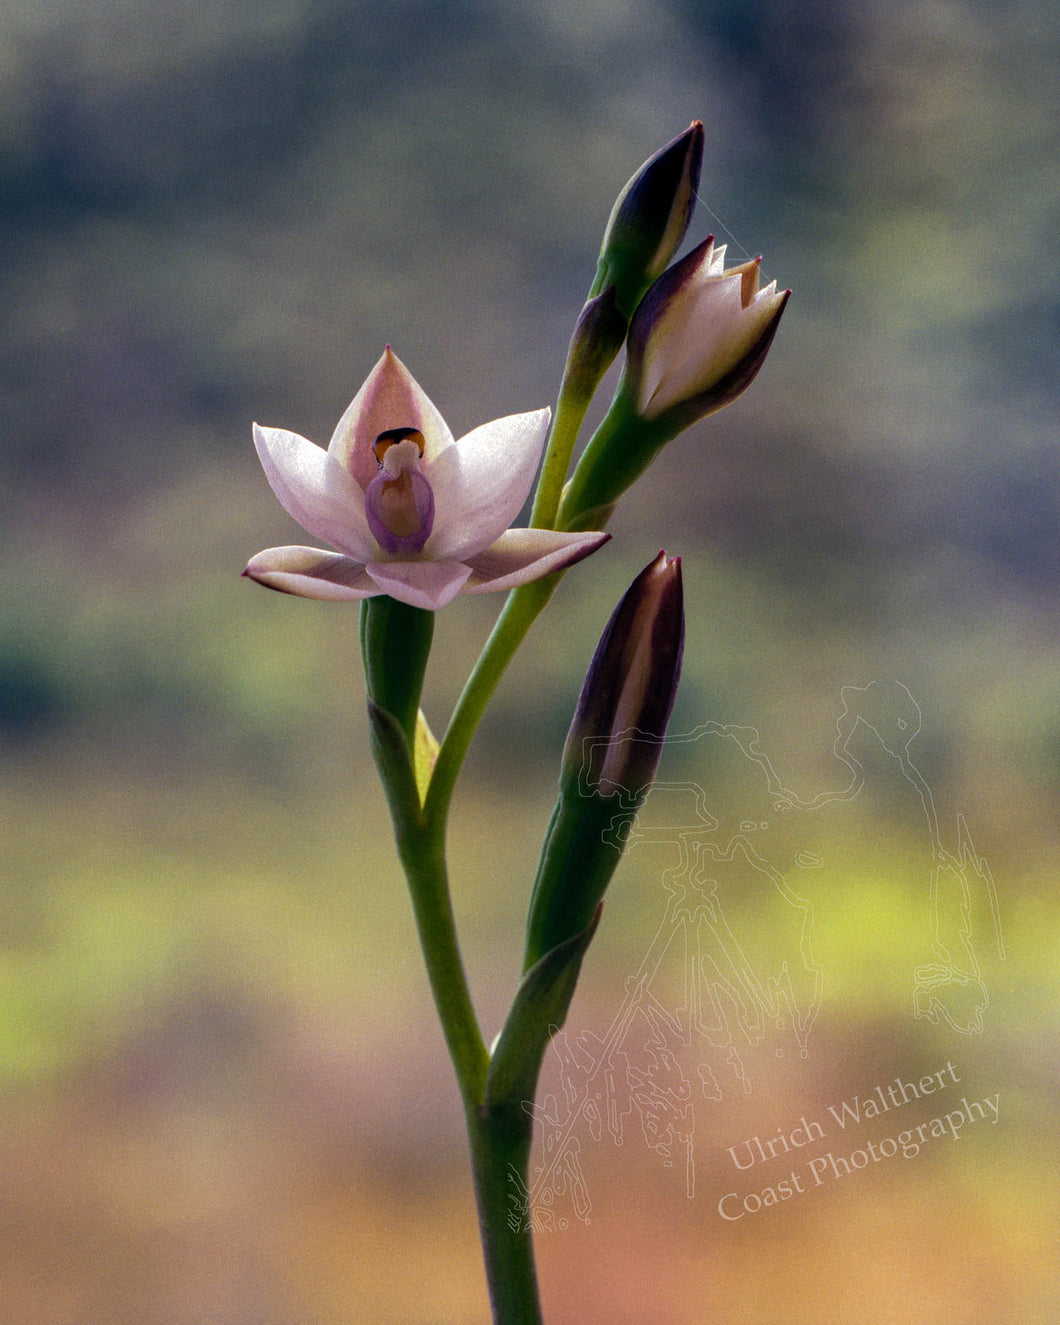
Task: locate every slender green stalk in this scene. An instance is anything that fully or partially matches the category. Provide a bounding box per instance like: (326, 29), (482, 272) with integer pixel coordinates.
(392, 817), (489, 1106)
(425, 366), (621, 829)
(530, 285), (627, 533)
(529, 386), (594, 532)
(555, 396), (642, 532)
(424, 574), (558, 830)
(466, 1099), (543, 1325)
(388, 789), (549, 1320)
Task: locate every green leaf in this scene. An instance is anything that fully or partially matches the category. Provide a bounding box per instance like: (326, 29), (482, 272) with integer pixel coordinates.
(522, 790), (629, 972)
(366, 697), (423, 834)
(485, 906), (601, 1111)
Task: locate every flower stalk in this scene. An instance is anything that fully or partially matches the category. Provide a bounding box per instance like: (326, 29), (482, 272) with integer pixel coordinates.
(465, 1099), (543, 1325)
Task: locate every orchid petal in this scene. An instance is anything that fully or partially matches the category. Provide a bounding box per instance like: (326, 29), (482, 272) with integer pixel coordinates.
(243, 546), (379, 600)
(253, 424), (375, 559)
(328, 347), (454, 491)
(463, 528), (610, 593)
(365, 559), (474, 611)
(426, 408), (552, 560)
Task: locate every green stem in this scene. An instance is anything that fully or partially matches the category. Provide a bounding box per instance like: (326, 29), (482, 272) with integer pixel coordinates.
(401, 811), (545, 1320)
(425, 369), (622, 828)
(392, 781), (548, 1322)
(466, 1098), (543, 1325)
(558, 393), (678, 534)
(529, 385), (593, 532)
(372, 713), (540, 1318)
(391, 815), (489, 1108)
(424, 575), (558, 830)
(555, 396), (630, 532)
(530, 282), (629, 532)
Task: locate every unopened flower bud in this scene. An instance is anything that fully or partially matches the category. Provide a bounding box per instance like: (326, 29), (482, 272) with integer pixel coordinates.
(523, 552), (684, 969)
(561, 550), (684, 796)
(596, 122), (705, 317)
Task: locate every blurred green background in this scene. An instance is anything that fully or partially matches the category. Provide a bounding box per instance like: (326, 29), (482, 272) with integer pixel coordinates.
(1, 0), (1057, 1321)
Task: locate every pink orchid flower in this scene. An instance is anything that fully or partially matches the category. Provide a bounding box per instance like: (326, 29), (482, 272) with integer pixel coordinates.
(245, 348), (609, 611)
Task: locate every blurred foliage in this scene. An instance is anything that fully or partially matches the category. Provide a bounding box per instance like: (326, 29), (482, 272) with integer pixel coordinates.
(0, 0), (1058, 1320)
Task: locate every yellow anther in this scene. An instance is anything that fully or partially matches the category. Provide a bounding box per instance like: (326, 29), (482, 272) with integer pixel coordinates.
(373, 427), (425, 463)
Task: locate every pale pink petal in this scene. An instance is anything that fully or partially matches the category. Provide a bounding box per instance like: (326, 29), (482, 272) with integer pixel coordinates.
(462, 528), (610, 593)
(639, 270), (743, 416)
(328, 347), (454, 491)
(243, 546), (379, 600)
(426, 408), (552, 560)
(253, 424), (375, 559)
(365, 559), (473, 611)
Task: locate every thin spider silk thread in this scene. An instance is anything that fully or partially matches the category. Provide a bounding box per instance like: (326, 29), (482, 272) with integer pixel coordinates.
(692, 189), (757, 263)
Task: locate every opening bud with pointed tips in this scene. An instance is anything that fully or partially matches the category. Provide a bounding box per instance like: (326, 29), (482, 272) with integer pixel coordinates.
(558, 240), (789, 531)
(627, 237), (790, 428)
